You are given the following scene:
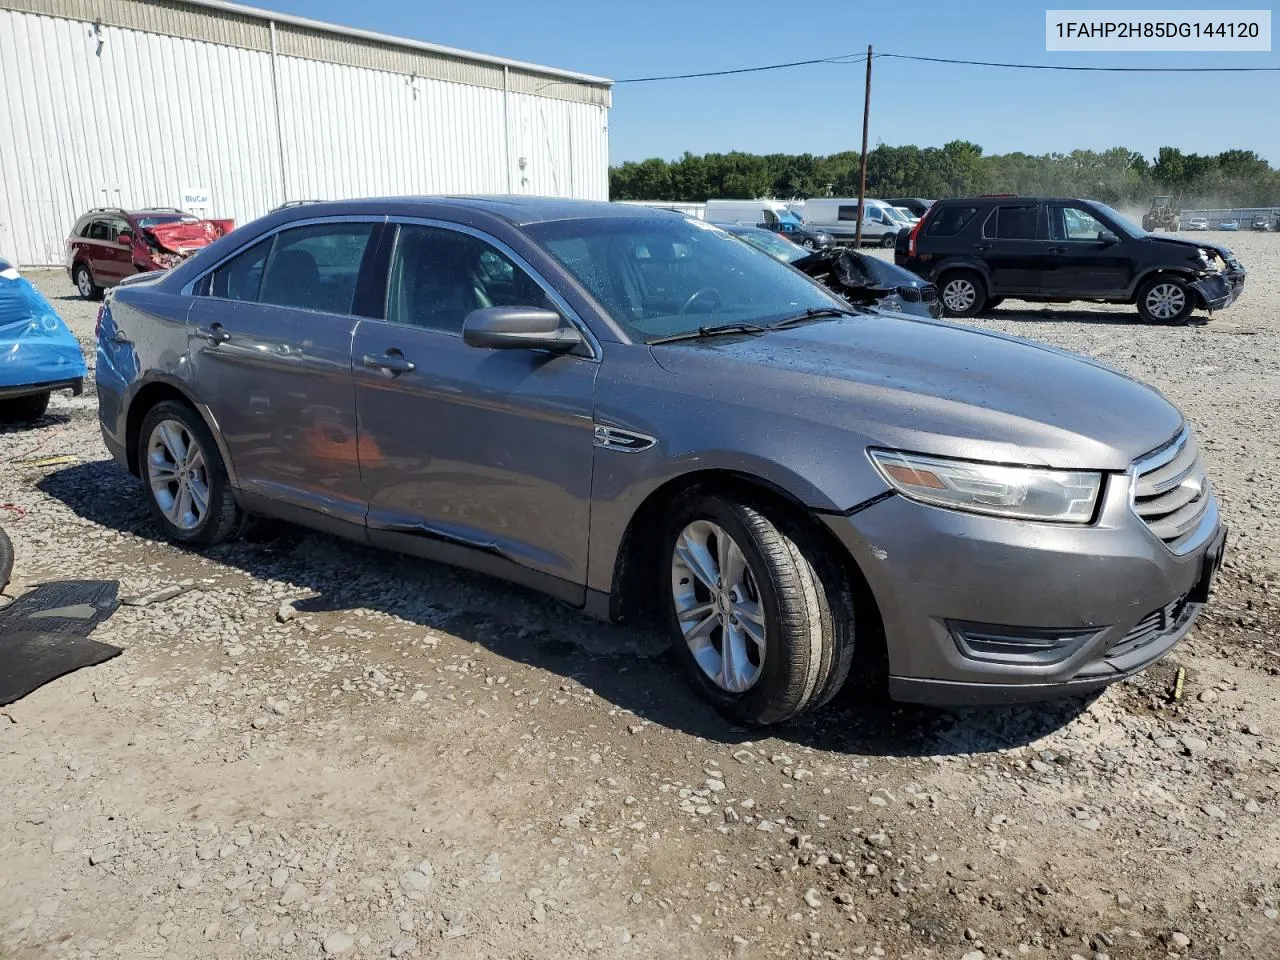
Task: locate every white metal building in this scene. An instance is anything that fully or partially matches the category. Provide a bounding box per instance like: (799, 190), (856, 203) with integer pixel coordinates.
(0, 0), (612, 264)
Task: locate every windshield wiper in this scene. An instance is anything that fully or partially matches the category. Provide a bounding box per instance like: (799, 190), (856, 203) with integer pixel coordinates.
(647, 322), (769, 345)
(766, 306), (858, 329)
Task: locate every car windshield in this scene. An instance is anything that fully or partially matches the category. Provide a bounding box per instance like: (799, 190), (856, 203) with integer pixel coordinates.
(884, 206), (912, 224)
(1091, 202), (1146, 239)
(735, 230), (807, 263)
(525, 216), (845, 343)
(133, 213), (194, 228)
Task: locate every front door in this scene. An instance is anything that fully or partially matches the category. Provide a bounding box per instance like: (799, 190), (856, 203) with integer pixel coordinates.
(978, 203), (1044, 295)
(186, 219), (380, 527)
(352, 222), (598, 598)
(1039, 203), (1134, 297)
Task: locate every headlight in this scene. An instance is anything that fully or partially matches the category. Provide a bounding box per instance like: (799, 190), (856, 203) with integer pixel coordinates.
(869, 449), (1101, 523)
(1195, 248), (1220, 271)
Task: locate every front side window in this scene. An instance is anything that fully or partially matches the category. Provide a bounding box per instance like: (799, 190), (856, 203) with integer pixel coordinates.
(925, 205), (978, 237)
(985, 205), (1039, 240)
(525, 216), (846, 343)
(1048, 206), (1108, 242)
(386, 225), (554, 334)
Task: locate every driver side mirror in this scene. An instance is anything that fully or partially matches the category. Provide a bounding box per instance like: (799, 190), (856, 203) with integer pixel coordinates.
(117, 230), (134, 246)
(1098, 231), (1119, 245)
(462, 306), (582, 352)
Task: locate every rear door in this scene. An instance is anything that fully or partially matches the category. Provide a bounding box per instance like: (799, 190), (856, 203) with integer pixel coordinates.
(86, 218), (130, 284)
(1039, 203), (1133, 297)
(187, 218), (382, 527)
(978, 203), (1044, 295)
(351, 220), (598, 597)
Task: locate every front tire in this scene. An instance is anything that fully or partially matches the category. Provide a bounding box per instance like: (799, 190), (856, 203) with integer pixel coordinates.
(662, 491), (855, 725)
(137, 400), (244, 545)
(1136, 275), (1195, 325)
(939, 270), (988, 318)
(0, 391), (50, 424)
(880, 233), (896, 248)
(74, 263), (102, 301)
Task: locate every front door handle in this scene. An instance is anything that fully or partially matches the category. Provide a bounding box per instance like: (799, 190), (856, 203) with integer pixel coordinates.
(362, 349), (416, 376)
(197, 322), (230, 344)
(1046, 245), (1067, 254)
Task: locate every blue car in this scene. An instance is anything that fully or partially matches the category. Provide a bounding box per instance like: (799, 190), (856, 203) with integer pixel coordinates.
(0, 259), (87, 424)
(1219, 220), (1240, 231)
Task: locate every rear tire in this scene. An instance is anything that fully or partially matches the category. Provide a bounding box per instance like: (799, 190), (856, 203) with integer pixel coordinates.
(137, 400), (244, 545)
(1136, 275), (1195, 325)
(662, 490), (855, 725)
(0, 391), (50, 424)
(0, 526), (12, 593)
(939, 270), (988, 318)
(74, 263), (102, 301)
(880, 233), (896, 248)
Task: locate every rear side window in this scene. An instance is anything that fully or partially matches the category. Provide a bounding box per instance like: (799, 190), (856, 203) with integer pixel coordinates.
(924, 205), (978, 237)
(210, 236), (273, 301)
(208, 223), (375, 313)
(985, 205), (1039, 240)
(87, 221), (111, 241)
(76, 220), (94, 238)
(837, 205), (861, 221)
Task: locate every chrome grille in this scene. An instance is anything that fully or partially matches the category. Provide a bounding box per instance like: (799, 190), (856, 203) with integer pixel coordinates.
(1132, 427), (1212, 551)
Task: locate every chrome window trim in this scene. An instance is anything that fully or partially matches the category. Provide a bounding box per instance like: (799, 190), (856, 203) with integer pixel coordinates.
(179, 215), (389, 297)
(383, 216), (602, 362)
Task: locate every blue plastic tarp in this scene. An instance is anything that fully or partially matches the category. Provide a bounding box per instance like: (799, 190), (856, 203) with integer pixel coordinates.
(0, 264), (87, 389)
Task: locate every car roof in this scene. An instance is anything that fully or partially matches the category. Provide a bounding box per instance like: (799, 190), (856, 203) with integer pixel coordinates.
(266, 196), (687, 227)
(710, 222), (767, 235)
(935, 196), (1103, 205)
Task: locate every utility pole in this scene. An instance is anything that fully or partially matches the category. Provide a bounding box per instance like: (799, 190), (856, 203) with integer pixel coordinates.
(854, 45), (872, 248)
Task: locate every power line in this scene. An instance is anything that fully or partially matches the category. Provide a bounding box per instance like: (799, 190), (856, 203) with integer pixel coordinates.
(880, 52), (1280, 73)
(610, 50), (1280, 84)
(613, 53), (868, 84)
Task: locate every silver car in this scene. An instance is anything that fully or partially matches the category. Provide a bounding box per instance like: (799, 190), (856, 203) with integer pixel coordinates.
(96, 199), (1225, 724)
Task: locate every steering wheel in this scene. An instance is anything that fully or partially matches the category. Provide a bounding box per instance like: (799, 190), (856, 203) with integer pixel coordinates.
(678, 287), (722, 315)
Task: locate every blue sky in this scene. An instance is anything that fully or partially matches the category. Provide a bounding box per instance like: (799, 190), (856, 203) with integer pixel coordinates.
(251, 0), (1279, 165)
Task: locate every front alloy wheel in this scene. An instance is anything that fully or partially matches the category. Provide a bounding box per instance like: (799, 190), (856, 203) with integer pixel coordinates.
(671, 520), (767, 693)
(940, 271), (987, 318)
(662, 491), (858, 725)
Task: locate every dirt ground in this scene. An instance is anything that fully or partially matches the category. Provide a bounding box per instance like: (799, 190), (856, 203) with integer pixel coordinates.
(2, 233), (1278, 960)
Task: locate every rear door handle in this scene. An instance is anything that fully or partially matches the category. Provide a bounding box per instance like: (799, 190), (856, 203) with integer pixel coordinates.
(972, 243), (990, 252)
(1046, 245), (1067, 254)
(197, 322), (230, 344)
(362, 349), (416, 376)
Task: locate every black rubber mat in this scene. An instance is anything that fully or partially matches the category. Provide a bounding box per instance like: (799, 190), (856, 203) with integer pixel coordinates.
(0, 580), (121, 706)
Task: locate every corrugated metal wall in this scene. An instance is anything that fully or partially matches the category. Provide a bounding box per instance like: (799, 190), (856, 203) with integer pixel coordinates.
(0, 7), (610, 265)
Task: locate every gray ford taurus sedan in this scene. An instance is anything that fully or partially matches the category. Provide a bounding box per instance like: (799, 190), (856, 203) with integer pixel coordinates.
(95, 198), (1225, 724)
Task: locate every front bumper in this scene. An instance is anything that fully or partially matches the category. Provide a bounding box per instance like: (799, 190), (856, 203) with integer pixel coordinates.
(1190, 262), (1246, 311)
(822, 476), (1223, 705)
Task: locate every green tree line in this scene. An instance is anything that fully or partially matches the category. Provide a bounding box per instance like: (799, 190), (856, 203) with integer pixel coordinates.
(609, 142), (1280, 208)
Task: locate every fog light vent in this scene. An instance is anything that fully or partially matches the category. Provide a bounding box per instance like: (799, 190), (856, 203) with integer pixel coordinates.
(947, 621), (1100, 666)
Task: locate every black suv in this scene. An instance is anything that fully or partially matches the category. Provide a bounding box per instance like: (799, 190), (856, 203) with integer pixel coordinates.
(896, 196), (1247, 324)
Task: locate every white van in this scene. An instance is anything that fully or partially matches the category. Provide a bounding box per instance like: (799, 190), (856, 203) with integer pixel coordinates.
(703, 199), (792, 225)
(800, 198), (910, 246)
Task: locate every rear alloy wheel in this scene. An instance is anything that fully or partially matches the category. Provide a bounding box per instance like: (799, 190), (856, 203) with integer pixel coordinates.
(663, 491), (856, 725)
(1136, 276), (1195, 325)
(138, 400), (244, 545)
(939, 270), (987, 318)
(74, 263), (102, 301)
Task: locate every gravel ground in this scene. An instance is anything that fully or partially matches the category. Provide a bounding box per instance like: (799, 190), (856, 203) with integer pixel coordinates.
(2, 236), (1278, 960)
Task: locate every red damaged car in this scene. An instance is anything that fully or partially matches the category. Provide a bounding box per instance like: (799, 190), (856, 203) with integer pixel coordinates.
(66, 208), (234, 300)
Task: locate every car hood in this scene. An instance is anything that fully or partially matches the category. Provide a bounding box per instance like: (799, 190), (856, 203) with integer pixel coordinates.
(144, 220), (225, 254)
(649, 313), (1183, 471)
(1146, 234), (1235, 259)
